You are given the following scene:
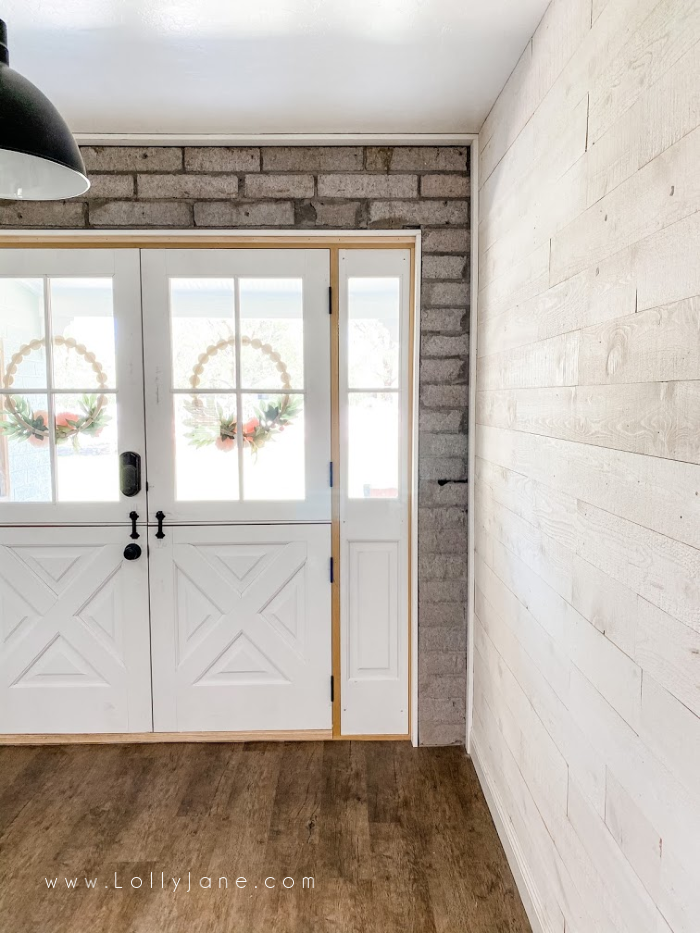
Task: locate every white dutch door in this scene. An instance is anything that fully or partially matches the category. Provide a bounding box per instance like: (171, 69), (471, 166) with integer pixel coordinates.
(0, 250), (151, 734)
(141, 250), (332, 732)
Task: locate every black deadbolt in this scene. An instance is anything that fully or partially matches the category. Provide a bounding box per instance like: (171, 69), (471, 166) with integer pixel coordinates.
(123, 543), (142, 561)
(119, 451), (142, 497)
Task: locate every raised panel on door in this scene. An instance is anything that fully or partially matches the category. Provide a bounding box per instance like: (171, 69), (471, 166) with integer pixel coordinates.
(0, 249), (146, 525)
(348, 541), (400, 681)
(149, 524), (332, 733)
(338, 250), (411, 736)
(141, 249), (331, 525)
(0, 526), (152, 734)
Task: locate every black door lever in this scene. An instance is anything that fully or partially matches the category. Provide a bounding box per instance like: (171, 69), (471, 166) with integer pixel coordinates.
(155, 511), (166, 539)
(129, 511), (139, 540)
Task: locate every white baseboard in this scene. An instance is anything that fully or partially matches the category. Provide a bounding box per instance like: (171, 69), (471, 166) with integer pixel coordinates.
(470, 738), (551, 933)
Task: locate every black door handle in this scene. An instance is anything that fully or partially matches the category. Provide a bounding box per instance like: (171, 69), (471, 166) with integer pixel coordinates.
(129, 511), (139, 540)
(123, 543), (142, 561)
(155, 511), (166, 539)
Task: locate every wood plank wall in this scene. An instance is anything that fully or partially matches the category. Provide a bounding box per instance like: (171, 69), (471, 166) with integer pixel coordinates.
(473, 1), (700, 931)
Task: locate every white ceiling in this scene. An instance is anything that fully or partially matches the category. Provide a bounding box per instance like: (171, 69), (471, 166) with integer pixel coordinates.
(2, 0), (550, 137)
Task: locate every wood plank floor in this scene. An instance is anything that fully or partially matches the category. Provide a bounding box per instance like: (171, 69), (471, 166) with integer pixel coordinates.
(0, 742), (530, 932)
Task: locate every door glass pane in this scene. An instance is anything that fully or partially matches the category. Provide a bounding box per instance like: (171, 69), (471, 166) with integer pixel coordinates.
(0, 279), (46, 391)
(348, 392), (398, 499)
(50, 278), (117, 389)
(53, 393), (119, 502)
(170, 278), (236, 390)
(241, 392), (305, 500)
(348, 278), (400, 389)
(239, 279), (304, 390)
(0, 393), (52, 501)
(175, 394), (240, 501)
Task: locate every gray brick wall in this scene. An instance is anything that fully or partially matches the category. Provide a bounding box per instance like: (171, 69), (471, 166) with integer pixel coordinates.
(1, 145), (470, 746)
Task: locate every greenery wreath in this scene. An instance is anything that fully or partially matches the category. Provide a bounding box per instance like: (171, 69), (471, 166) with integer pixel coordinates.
(183, 336), (301, 454)
(0, 337), (110, 448)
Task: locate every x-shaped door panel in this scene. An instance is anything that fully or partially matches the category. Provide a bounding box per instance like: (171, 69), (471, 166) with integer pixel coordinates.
(0, 527), (152, 734)
(149, 524), (331, 733)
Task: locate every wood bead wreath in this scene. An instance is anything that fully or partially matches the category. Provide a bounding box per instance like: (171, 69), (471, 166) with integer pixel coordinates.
(184, 335), (301, 454)
(0, 337), (110, 448)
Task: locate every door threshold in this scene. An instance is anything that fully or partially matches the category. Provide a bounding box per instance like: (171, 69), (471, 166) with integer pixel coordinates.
(0, 730), (332, 745)
(0, 730), (410, 745)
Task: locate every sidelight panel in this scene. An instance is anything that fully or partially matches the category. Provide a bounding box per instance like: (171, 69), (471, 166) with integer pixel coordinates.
(338, 249), (411, 737)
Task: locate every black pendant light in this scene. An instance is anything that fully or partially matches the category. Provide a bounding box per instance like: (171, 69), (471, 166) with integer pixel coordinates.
(0, 20), (89, 200)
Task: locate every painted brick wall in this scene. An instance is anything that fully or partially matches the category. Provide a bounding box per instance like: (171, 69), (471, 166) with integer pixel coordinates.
(0, 145), (470, 745)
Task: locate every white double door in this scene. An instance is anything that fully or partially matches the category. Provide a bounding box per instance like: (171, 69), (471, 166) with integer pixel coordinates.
(0, 248), (331, 734)
(0, 246), (410, 737)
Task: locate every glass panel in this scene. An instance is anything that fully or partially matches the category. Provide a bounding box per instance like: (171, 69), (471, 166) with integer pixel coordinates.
(0, 393), (52, 501)
(53, 393), (118, 502)
(175, 394), (240, 501)
(348, 392), (399, 499)
(239, 279), (304, 390)
(241, 393), (305, 501)
(348, 278), (400, 389)
(50, 278), (117, 389)
(170, 278), (236, 390)
(0, 279), (46, 391)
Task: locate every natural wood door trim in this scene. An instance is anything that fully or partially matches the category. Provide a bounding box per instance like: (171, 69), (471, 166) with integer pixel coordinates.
(407, 244), (417, 742)
(0, 238), (418, 744)
(0, 730), (411, 745)
(330, 247), (342, 738)
(0, 235), (417, 249)
(0, 730), (333, 745)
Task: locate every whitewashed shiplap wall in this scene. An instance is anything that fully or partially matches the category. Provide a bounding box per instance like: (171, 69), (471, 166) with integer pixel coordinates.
(472, 0), (700, 931)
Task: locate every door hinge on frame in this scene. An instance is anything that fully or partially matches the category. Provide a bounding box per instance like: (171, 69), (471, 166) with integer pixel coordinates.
(330, 556), (334, 583)
(330, 675), (335, 702)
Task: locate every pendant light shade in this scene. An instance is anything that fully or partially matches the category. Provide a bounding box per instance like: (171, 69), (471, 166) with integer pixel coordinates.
(0, 20), (89, 200)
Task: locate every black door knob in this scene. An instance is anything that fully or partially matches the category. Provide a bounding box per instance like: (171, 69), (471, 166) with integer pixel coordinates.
(123, 543), (142, 561)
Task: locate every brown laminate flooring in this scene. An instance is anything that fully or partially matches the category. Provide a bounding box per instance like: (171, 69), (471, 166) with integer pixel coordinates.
(0, 742), (531, 932)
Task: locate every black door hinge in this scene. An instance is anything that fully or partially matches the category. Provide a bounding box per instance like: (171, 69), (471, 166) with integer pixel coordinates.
(330, 556), (334, 583)
(330, 675), (335, 702)
(328, 285), (333, 315)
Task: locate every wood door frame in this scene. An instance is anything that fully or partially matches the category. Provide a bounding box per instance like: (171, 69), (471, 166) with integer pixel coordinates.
(0, 230), (421, 745)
